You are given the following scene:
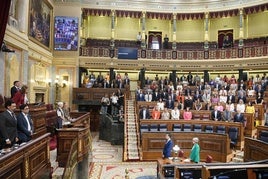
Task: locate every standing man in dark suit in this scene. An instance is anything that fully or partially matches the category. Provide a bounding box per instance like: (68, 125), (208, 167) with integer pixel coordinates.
(10, 80), (21, 98)
(139, 106), (150, 119)
(0, 100), (18, 149)
(17, 104), (33, 143)
(211, 106), (222, 121)
(162, 133), (173, 158)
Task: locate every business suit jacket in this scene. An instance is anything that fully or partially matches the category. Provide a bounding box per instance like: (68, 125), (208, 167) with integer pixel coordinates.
(137, 93), (145, 101)
(163, 139), (173, 158)
(227, 95), (236, 104)
(152, 92), (161, 101)
(0, 110), (18, 147)
(234, 113), (245, 123)
(166, 100), (175, 109)
(17, 112), (33, 142)
(139, 109), (150, 119)
(211, 110), (222, 121)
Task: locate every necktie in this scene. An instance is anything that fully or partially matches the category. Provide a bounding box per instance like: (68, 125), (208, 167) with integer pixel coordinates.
(11, 112), (17, 121)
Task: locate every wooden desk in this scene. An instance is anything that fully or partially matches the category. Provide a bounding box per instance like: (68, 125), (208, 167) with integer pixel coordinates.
(140, 119), (244, 150)
(244, 137), (268, 162)
(57, 126), (91, 167)
(28, 104), (47, 139)
(202, 164), (268, 179)
(142, 132), (231, 162)
(0, 133), (51, 179)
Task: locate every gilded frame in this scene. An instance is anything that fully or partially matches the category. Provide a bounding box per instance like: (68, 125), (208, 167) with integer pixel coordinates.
(29, 0), (52, 50)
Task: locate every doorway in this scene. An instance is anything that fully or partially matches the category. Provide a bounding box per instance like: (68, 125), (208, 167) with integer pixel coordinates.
(148, 31), (162, 50)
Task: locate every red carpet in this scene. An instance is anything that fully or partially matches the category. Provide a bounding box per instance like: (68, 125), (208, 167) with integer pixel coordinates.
(49, 136), (57, 150)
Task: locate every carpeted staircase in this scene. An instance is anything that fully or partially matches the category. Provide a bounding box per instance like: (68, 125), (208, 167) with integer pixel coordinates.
(124, 93), (141, 161)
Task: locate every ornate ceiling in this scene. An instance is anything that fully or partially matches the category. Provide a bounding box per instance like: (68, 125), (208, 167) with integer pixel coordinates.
(54, 0), (268, 13)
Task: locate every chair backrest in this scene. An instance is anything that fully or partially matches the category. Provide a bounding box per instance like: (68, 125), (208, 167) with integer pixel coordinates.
(140, 124), (149, 133)
(193, 124), (202, 132)
(193, 114), (201, 120)
(173, 124), (182, 132)
(205, 125), (213, 133)
(206, 155), (213, 163)
(216, 126), (226, 134)
(150, 124), (159, 132)
(159, 124), (167, 131)
(202, 114), (210, 120)
(260, 131), (268, 143)
(228, 127), (238, 143)
(183, 124), (192, 132)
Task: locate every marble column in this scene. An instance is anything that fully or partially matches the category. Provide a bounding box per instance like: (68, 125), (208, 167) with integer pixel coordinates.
(204, 12), (209, 50)
(110, 9), (115, 49)
(238, 8), (244, 48)
(17, 0), (29, 33)
(172, 13), (177, 50)
(141, 11), (146, 49)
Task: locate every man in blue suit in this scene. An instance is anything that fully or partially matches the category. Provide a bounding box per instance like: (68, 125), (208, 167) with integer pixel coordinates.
(17, 104), (34, 143)
(233, 110), (245, 124)
(162, 133), (173, 158)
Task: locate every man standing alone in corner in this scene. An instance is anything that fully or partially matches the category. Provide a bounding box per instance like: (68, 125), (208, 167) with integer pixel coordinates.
(162, 133), (173, 158)
(163, 34), (169, 49)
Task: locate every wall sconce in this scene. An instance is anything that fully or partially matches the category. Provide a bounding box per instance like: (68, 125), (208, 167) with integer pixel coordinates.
(54, 75), (68, 88)
(47, 79), (52, 87)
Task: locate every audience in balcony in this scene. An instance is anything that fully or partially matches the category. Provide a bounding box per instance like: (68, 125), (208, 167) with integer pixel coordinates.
(183, 107), (192, 120)
(151, 106), (161, 120)
(226, 100), (235, 112)
(161, 107), (170, 120)
(211, 105), (222, 121)
(194, 99), (202, 111)
(139, 106), (150, 120)
(255, 92), (264, 105)
(222, 35), (232, 48)
(171, 106), (180, 120)
(247, 86), (256, 97)
(163, 34), (169, 49)
(233, 109), (245, 125)
(145, 91), (152, 102)
(157, 98), (165, 111)
(236, 99), (246, 113)
(222, 105), (233, 121)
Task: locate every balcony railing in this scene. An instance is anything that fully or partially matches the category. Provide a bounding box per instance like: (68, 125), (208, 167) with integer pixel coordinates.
(80, 45), (268, 60)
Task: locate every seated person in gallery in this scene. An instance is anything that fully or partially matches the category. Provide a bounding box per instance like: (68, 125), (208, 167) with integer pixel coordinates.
(162, 133), (173, 159)
(151, 106), (161, 120)
(222, 35), (232, 48)
(139, 106), (150, 119)
(163, 34), (169, 49)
